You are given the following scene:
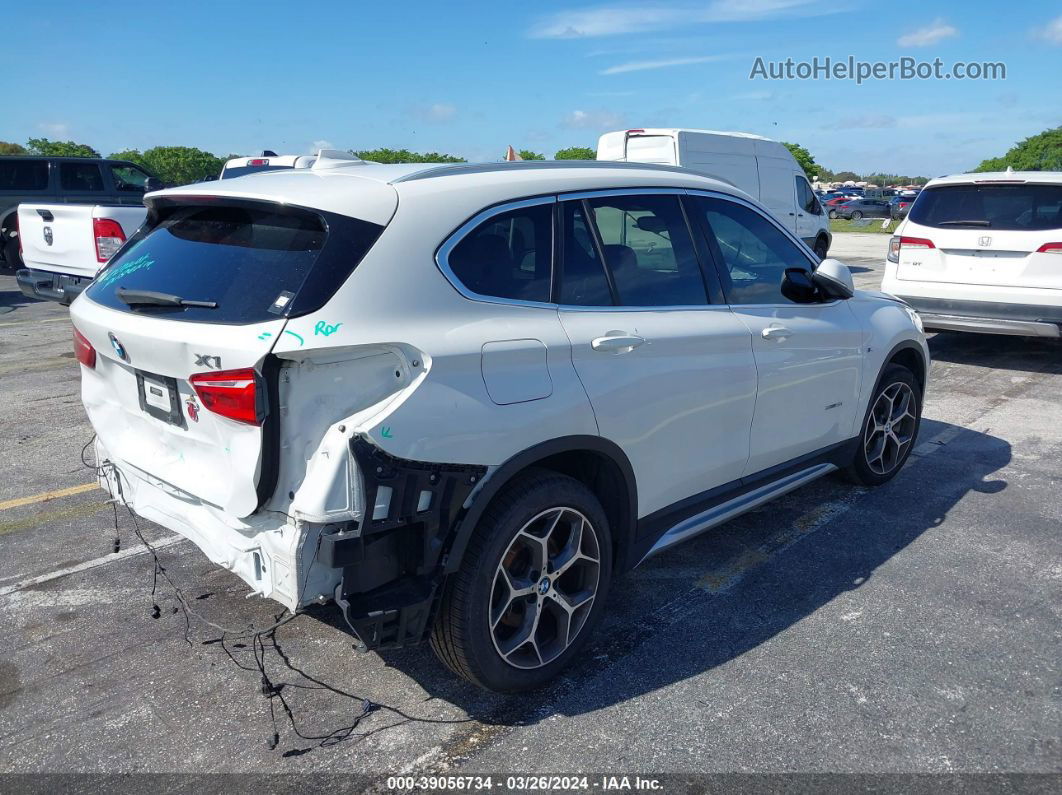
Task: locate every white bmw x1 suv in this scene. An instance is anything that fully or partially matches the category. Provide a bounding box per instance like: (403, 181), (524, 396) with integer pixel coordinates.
(69, 157), (928, 691)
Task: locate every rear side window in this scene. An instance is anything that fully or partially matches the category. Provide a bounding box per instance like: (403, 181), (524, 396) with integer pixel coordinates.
(85, 201), (383, 324)
(447, 203), (552, 302)
(910, 184), (1062, 231)
(0, 160), (49, 191)
(559, 201), (612, 306)
(60, 162), (104, 191)
(587, 194), (707, 306)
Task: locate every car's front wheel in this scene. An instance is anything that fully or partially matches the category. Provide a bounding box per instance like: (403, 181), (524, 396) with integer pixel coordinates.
(828, 209), (838, 219)
(846, 364), (922, 486)
(430, 470), (612, 691)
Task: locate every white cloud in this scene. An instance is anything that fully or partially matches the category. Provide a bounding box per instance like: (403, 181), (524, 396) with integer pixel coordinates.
(563, 109), (626, 129)
(897, 18), (958, 47)
(731, 90), (774, 101)
(36, 122), (70, 137)
(530, 0), (829, 38)
(311, 139), (334, 151)
(1032, 15), (1062, 45)
(600, 53), (732, 75)
(414, 103), (457, 122)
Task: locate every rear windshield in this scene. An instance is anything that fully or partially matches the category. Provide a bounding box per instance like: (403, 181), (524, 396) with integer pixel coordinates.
(909, 184), (1062, 231)
(84, 200), (383, 324)
(220, 165), (294, 179)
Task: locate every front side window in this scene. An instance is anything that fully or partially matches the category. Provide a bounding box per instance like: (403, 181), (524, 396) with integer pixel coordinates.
(0, 160), (48, 191)
(447, 203), (552, 302)
(59, 162), (104, 191)
(693, 196), (813, 305)
(586, 194), (707, 306)
(111, 165), (152, 192)
(796, 177), (820, 214)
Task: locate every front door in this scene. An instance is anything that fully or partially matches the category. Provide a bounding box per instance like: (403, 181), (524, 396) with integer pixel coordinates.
(689, 193), (864, 475)
(554, 192), (757, 517)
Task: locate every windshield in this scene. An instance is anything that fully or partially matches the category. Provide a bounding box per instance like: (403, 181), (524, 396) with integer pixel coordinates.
(909, 183), (1062, 231)
(84, 200), (383, 324)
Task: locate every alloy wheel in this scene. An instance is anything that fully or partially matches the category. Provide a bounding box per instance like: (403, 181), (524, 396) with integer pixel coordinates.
(864, 381), (918, 475)
(489, 507), (601, 670)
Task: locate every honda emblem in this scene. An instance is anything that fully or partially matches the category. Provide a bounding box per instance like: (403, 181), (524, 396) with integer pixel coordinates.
(978, 236), (992, 247)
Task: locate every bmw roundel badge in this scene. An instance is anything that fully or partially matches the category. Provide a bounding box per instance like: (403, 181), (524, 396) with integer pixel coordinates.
(108, 332), (128, 362)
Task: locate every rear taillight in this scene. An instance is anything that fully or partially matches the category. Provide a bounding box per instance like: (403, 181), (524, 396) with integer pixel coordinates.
(1036, 242), (1062, 254)
(73, 327), (96, 369)
(190, 368), (263, 425)
(888, 235), (934, 264)
(93, 218), (126, 263)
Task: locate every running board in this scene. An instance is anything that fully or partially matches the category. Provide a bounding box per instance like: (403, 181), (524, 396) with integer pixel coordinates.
(638, 463), (837, 564)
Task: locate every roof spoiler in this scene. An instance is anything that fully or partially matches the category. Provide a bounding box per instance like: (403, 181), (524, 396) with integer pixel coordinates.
(311, 149), (365, 170)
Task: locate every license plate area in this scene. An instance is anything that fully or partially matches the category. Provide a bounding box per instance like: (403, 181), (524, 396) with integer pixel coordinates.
(136, 370), (185, 427)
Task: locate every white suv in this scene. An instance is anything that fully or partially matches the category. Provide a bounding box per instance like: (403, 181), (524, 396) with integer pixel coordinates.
(69, 160), (927, 691)
(882, 170), (1062, 337)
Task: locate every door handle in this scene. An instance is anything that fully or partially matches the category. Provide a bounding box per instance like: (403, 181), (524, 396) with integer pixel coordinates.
(591, 333), (646, 353)
(761, 325), (792, 341)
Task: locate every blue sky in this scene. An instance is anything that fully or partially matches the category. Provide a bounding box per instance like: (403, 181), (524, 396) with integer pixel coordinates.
(4, 0), (1060, 176)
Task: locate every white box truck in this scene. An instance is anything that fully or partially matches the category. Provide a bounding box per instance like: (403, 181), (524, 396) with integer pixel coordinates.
(597, 128), (831, 259)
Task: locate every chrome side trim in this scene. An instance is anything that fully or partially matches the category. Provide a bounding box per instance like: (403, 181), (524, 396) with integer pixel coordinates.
(637, 463), (838, 565)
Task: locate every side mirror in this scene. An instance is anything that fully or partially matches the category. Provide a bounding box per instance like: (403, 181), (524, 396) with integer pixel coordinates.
(144, 176), (164, 193)
(781, 268), (819, 303)
(812, 258), (855, 299)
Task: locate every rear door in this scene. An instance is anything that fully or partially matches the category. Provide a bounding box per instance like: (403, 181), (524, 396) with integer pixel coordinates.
(555, 190), (757, 518)
(897, 182), (1062, 290)
(688, 192), (863, 474)
(70, 198), (389, 517)
(57, 161), (107, 205)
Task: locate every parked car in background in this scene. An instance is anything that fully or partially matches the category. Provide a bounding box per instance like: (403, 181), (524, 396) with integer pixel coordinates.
(890, 195), (914, 219)
(832, 198), (892, 220)
(16, 203), (147, 304)
(0, 156), (162, 269)
(70, 157), (926, 691)
(882, 170), (1062, 337)
(597, 129), (831, 259)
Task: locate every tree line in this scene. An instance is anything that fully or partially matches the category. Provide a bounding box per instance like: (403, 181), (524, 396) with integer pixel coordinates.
(2, 127), (1057, 186)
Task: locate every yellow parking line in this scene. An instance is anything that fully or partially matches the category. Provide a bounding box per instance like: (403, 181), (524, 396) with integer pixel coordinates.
(0, 317), (70, 328)
(0, 483), (98, 512)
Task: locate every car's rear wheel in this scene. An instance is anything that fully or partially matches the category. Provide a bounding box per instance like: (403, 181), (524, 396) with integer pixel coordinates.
(2, 232), (21, 271)
(846, 364), (922, 486)
(430, 469), (612, 692)
(851, 210), (863, 220)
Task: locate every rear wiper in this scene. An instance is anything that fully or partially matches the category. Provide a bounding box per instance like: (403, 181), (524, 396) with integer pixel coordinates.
(937, 219), (991, 227)
(116, 288), (217, 309)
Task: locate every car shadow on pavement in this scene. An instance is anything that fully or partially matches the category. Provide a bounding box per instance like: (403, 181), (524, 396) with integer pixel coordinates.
(371, 422), (1011, 726)
(928, 331), (1062, 374)
(0, 288), (39, 312)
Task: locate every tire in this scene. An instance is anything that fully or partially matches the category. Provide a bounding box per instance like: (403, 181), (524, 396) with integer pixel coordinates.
(813, 237), (829, 261)
(851, 210), (863, 220)
(2, 233), (21, 271)
(845, 364), (922, 487)
(828, 209), (838, 219)
(430, 469), (613, 692)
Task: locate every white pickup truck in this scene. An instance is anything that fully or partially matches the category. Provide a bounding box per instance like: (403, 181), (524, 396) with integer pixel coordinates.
(16, 203), (146, 304)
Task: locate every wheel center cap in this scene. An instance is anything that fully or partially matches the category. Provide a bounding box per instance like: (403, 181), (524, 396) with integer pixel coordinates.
(885, 422), (892, 433)
(538, 577), (551, 596)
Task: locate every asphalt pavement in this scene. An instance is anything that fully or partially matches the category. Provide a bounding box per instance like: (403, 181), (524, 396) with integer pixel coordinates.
(1, 236), (1059, 785)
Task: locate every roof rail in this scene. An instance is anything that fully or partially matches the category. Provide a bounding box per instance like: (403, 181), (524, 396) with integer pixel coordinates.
(311, 149), (365, 170)
(390, 159), (701, 183)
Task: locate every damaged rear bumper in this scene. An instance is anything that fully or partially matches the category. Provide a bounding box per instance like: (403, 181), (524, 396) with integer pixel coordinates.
(95, 435), (486, 649)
